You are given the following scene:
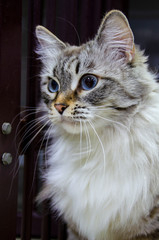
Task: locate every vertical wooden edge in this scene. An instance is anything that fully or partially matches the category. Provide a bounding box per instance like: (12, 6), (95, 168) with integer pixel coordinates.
(21, 0), (43, 239)
(58, 220), (67, 240)
(0, 0), (22, 239)
(41, 200), (51, 240)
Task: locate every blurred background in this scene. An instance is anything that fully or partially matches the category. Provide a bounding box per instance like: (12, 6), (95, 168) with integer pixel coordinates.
(0, 0), (159, 239)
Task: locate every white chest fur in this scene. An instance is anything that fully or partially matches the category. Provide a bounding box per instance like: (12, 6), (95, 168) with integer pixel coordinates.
(45, 107), (159, 240)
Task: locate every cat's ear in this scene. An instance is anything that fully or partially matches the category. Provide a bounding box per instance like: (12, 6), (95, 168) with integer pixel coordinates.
(95, 10), (135, 63)
(36, 26), (66, 60)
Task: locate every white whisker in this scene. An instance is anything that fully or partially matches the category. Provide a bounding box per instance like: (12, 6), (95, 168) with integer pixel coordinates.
(30, 120), (52, 195)
(15, 115), (47, 143)
(19, 119), (50, 156)
(79, 119), (83, 162)
(16, 116), (48, 155)
(94, 113), (129, 132)
(87, 119), (106, 173)
(94, 113), (134, 153)
(44, 124), (54, 168)
(83, 122), (92, 167)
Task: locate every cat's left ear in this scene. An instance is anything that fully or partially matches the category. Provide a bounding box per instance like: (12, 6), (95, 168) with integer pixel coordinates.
(95, 10), (135, 63)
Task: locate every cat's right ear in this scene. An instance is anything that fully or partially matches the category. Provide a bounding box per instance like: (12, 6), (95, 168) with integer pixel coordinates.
(36, 26), (66, 60)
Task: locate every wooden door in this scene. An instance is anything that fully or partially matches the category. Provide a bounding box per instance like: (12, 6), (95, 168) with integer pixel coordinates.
(0, 0), (21, 239)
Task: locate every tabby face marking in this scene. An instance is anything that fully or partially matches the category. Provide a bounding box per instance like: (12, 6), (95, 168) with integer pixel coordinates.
(35, 10), (144, 132)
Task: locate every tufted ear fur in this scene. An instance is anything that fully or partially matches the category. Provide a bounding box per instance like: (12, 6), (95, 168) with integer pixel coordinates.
(95, 10), (135, 63)
(36, 26), (66, 62)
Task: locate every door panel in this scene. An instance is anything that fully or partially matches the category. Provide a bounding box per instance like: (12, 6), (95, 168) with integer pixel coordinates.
(0, 0), (21, 239)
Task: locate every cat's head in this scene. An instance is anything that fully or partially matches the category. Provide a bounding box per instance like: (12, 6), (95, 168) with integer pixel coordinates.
(36, 10), (148, 134)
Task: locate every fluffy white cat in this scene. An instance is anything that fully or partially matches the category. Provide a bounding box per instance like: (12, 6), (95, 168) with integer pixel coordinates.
(36, 10), (159, 240)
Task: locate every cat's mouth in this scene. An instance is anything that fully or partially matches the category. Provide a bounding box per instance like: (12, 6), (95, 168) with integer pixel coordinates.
(58, 116), (83, 134)
(61, 116), (86, 124)
(61, 116), (75, 124)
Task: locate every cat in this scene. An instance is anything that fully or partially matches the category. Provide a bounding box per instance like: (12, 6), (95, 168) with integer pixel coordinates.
(35, 10), (159, 240)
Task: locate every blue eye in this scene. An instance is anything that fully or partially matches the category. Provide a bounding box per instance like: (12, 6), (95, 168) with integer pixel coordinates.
(80, 75), (98, 91)
(48, 79), (59, 93)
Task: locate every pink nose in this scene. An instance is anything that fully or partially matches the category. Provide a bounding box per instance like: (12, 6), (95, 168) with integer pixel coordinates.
(54, 103), (68, 115)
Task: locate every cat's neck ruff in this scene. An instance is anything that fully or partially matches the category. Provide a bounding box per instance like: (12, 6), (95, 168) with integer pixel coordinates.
(46, 91), (159, 240)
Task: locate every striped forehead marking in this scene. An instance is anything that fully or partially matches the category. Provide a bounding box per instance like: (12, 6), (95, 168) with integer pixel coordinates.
(62, 56), (80, 91)
(63, 56), (77, 72)
(53, 56), (81, 91)
(70, 60), (81, 91)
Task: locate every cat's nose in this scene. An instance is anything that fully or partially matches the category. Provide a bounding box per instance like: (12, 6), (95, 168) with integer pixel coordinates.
(54, 103), (68, 115)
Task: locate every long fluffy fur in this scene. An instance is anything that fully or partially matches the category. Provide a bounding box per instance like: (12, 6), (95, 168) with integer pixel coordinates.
(36, 10), (159, 240)
(39, 92), (159, 240)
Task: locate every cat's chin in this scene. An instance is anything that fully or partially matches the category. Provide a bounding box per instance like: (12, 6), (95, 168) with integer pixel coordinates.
(61, 119), (81, 134)
(58, 116), (88, 134)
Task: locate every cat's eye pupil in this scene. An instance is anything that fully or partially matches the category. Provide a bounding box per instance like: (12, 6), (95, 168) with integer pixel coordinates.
(81, 75), (98, 91)
(48, 79), (59, 93)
